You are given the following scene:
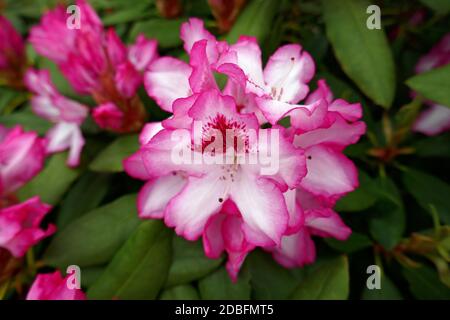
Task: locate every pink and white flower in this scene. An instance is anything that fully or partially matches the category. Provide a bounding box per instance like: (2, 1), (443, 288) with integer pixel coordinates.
(413, 33), (450, 136)
(0, 125), (46, 196)
(0, 196), (55, 258)
(25, 69), (88, 167)
(26, 271), (86, 300)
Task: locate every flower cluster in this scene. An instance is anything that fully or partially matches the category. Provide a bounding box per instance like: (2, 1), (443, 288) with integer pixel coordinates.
(0, 125), (54, 258)
(413, 33), (450, 136)
(125, 18), (366, 280)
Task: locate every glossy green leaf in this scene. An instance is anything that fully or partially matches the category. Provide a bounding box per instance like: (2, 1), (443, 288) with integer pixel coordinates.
(325, 233), (373, 254)
(160, 285), (199, 300)
(406, 64), (450, 108)
(87, 220), (172, 300)
(290, 256), (350, 300)
(322, 0), (396, 108)
(226, 0), (280, 44)
(369, 176), (405, 249)
(419, 0), (450, 14)
(0, 108), (51, 135)
(44, 194), (140, 269)
(402, 168), (450, 224)
(165, 236), (223, 287)
(413, 134), (450, 158)
(247, 250), (299, 299)
(335, 170), (378, 212)
(403, 265), (450, 299)
(89, 134), (139, 172)
(102, 3), (152, 26)
(81, 266), (106, 288)
(18, 153), (81, 205)
(361, 273), (403, 299)
(57, 172), (111, 229)
(198, 267), (251, 300)
(129, 19), (185, 48)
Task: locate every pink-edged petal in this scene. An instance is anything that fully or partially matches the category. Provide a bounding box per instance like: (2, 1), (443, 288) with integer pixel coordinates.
(30, 96), (61, 122)
(230, 174), (288, 246)
(255, 128), (306, 190)
(294, 115), (366, 150)
(128, 34), (158, 72)
(264, 44), (315, 103)
(138, 174), (186, 219)
(105, 28), (127, 66)
(272, 228), (316, 268)
(46, 122), (85, 167)
(203, 213), (226, 258)
(289, 99), (329, 131)
(162, 95), (198, 130)
(328, 100), (362, 122)
(123, 129), (207, 180)
(189, 40), (218, 93)
(144, 57), (192, 112)
(139, 122), (164, 145)
(413, 104), (450, 136)
(300, 144), (358, 198)
(165, 171), (226, 240)
(24, 69), (57, 96)
(305, 208), (351, 240)
(231, 36), (265, 94)
(180, 18), (217, 60)
(284, 189), (304, 235)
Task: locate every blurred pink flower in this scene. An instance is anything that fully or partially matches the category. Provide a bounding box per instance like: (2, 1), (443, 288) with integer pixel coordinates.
(26, 271), (86, 300)
(0, 197), (55, 258)
(92, 102), (125, 131)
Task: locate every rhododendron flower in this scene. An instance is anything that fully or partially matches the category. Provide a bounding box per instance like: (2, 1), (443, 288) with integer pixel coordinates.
(413, 33), (450, 136)
(125, 89), (306, 246)
(0, 16), (26, 88)
(29, 0), (158, 133)
(126, 18), (365, 280)
(92, 103), (125, 131)
(0, 197), (55, 258)
(25, 69), (88, 167)
(26, 271), (86, 300)
(0, 125), (46, 196)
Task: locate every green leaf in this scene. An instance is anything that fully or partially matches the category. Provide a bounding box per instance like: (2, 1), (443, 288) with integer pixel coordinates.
(81, 266), (106, 288)
(129, 19), (185, 48)
(87, 220), (172, 300)
(403, 265), (450, 299)
(413, 134), (450, 158)
(369, 176), (405, 249)
(361, 273), (403, 299)
(160, 285), (199, 300)
(325, 232), (373, 254)
(102, 3), (152, 26)
(18, 153), (81, 205)
(198, 267), (251, 300)
(165, 236), (223, 287)
(247, 250), (299, 299)
(0, 108), (51, 135)
(89, 134), (139, 172)
(44, 194), (140, 269)
(335, 170), (378, 212)
(406, 64), (450, 108)
(402, 168), (450, 224)
(290, 256), (349, 300)
(419, 0), (450, 14)
(57, 172), (111, 229)
(226, 0), (280, 44)
(322, 0), (396, 108)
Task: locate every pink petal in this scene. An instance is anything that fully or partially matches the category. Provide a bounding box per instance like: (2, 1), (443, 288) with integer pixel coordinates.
(144, 57), (192, 112)
(305, 208), (351, 240)
(139, 122), (164, 145)
(165, 172), (226, 240)
(230, 175), (288, 246)
(203, 213), (226, 258)
(105, 28), (127, 66)
(92, 103), (125, 131)
(46, 122), (85, 167)
(115, 61), (141, 98)
(413, 104), (450, 136)
(26, 271), (86, 300)
(272, 228), (316, 268)
(263, 44), (315, 103)
(300, 144), (358, 198)
(128, 34), (158, 71)
(137, 174), (186, 219)
(180, 18), (217, 61)
(189, 40), (218, 93)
